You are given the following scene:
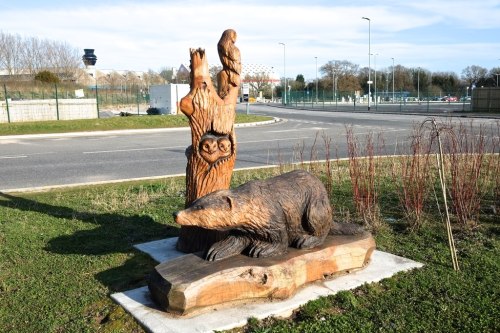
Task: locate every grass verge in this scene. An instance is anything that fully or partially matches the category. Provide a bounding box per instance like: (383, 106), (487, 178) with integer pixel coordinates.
(0, 164), (498, 333)
(0, 113), (272, 136)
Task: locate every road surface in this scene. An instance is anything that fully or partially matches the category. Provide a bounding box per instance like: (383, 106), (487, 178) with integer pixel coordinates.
(0, 104), (496, 191)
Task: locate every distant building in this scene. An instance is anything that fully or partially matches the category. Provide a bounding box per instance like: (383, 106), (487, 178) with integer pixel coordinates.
(240, 64), (280, 84)
(177, 64), (190, 76)
(149, 84), (190, 115)
(0, 68), (79, 82)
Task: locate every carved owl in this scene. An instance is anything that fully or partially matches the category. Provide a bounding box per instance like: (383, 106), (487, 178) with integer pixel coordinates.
(217, 136), (232, 158)
(217, 29), (241, 85)
(199, 134), (220, 164)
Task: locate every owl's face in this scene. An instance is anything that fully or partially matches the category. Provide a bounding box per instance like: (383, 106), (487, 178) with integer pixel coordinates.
(200, 136), (218, 154)
(229, 30), (237, 43)
(218, 137), (232, 157)
(198, 133), (233, 164)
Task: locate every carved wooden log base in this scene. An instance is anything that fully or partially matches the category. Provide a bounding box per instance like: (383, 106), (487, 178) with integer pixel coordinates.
(148, 233), (375, 316)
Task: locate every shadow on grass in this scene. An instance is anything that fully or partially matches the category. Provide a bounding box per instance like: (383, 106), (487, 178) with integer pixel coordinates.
(0, 192), (179, 291)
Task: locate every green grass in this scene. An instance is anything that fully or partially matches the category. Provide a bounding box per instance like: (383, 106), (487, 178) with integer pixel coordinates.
(0, 166), (498, 333)
(0, 113), (272, 136)
(237, 224), (499, 333)
(0, 179), (186, 333)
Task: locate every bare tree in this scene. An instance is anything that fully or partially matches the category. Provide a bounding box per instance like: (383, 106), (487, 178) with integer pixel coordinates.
(159, 67), (175, 82)
(244, 72), (272, 97)
(106, 71), (126, 90)
(461, 65), (488, 87)
(48, 40), (81, 81)
(320, 60), (360, 92)
(209, 65), (222, 90)
(488, 67), (500, 87)
(21, 36), (44, 75)
(143, 69), (165, 88)
(123, 71), (141, 94)
(0, 31), (24, 76)
(0, 31), (81, 81)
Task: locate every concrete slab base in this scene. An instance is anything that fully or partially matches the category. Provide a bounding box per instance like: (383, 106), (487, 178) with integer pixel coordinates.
(112, 237), (423, 333)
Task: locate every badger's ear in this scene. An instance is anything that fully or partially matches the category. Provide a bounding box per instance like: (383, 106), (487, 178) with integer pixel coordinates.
(225, 195), (235, 209)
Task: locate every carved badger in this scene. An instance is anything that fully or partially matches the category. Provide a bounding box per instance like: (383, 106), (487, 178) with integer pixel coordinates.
(174, 170), (363, 261)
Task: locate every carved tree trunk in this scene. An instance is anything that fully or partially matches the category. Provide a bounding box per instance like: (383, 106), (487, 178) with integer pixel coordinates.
(176, 30), (241, 253)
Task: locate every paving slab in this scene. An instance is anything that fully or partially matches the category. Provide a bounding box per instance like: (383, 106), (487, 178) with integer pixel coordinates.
(112, 237), (423, 333)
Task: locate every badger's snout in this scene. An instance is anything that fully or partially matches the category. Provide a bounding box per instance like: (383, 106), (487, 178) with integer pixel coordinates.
(173, 210), (193, 226)
(173, 211), (183, 225)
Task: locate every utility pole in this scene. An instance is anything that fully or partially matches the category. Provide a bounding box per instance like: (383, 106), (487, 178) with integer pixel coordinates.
(362, 17), (371, 110)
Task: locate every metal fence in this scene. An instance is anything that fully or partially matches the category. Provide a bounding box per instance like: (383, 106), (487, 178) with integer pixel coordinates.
(278, 88), (497, 113)
(0, 82), (150, 123)
(472, 87), (500, 112)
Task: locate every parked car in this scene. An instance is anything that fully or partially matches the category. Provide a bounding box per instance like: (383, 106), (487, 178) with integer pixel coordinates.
(441, 96), (458, 102)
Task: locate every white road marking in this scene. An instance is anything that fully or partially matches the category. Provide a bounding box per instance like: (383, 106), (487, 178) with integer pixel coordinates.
(0, 155), (28, 159)
(82, 146), (185, 154)
(288, 119), (326, 125)
(266, 128), (327, 133)
(239, 137), (310, 144)
(82, 137), (312, 154)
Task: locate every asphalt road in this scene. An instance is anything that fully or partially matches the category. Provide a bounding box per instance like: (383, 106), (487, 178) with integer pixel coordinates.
(0, 104), (497, 192)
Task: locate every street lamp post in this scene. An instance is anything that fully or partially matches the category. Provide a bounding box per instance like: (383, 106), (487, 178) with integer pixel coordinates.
(331, 60), (339, 105)
(391, 57), (395, 103)
(362, 17), (371, 110)
(417, 68), (420, 103)
(332, 72), (335, 103)
(271, 66), (274, 102)
(334, 75), (338, 107)
(315, 56), (318, 103)
(497, 58), (500, 87)
(386, 71), (389, 101)
(279, 42), (286, 105)
(373, 53), (378, 108)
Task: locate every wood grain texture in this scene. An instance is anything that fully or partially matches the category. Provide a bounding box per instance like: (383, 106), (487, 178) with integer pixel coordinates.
(148, 233), (376, 315)
(174, 170), (341, 262)
(176, 29), (241, 253)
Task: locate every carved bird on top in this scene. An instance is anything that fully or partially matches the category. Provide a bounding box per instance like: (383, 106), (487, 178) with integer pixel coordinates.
(217, 29), (241, 98)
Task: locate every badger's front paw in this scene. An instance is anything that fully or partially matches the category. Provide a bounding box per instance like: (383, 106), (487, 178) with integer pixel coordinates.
(248, 241), (287, 258)
(205, 236), (250, 261)
(292, 234), (325, 249)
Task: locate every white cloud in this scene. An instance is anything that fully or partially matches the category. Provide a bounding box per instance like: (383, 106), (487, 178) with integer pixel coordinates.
(1, 0), (499, 78)
(406, 0), (500, 29)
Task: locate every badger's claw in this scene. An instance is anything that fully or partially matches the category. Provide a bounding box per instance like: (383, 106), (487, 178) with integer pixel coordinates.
(205, 236), (250, 261)
(292, 235), (325, 249)
(248, 241), (287, 258)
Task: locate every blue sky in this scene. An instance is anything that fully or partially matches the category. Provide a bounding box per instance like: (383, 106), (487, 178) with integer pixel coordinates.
(1, 0), (499, 80)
